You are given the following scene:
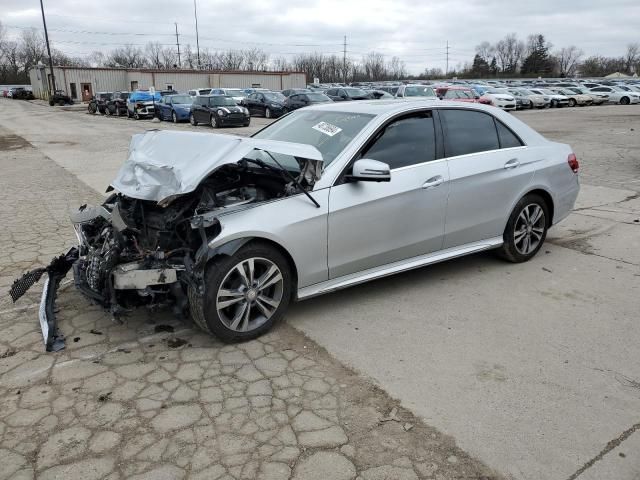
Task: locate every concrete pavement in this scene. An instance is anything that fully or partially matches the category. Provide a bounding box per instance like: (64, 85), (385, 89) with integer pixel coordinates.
(1, 99), (638, 479)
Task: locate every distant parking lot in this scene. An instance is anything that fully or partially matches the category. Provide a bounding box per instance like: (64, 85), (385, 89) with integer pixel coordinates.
(0, 98), (639, 480)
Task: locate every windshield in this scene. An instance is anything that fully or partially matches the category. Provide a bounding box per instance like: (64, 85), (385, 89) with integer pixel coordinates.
(225, 89), (246, 97)
(611, 87), (625, 92)
(307, 93), (331, 102)
(540, 89), (556, 95)
(264, 92), (286, 102)
(560, 89), (576, 95)
(344, 88), (368, 97)
(457, 90), (474, 99)
(252, 110), (375, 166)
(404, 86), (435, 97)
(171, 95), (192, 104)
(209, 96), (237, 106)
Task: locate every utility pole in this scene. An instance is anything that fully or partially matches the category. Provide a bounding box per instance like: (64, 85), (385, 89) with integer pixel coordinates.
(175, 23), (181, 68)
(193, 0), (201, 69)
(445, 40), (450, 77)
(343, 35), (347, 84)
(39, 0), (56, 96)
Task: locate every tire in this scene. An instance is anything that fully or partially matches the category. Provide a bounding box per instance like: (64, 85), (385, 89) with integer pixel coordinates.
(620, 96), (630, 105)
(550, 100), (556, 108)
(134, 110), (140, 120)
(529, 101), (534, 109)
(57, 100), (65, 106)
(190, 113), (198, 126)
(88, 104), (96, 114)
(172, 111), (178, 123)
(498, 194), (549, 263)
(568, 98), (576, 107)
(106, 107), (112, 116)
(265, 107), (271, 118)
(192, 242), (293, 342)
(211, 115), (219, 128)
(48, 99), (54, 106)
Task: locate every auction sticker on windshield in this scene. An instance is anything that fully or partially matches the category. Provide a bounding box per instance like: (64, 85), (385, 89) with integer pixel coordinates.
(312, 121), (342, 137)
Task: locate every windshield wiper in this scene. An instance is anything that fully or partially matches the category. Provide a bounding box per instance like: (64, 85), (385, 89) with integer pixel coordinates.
(244, 152), (321, 209)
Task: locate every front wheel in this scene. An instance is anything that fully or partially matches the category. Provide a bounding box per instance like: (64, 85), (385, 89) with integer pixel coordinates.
(190, 113), (198, 126)
(620, 96), (630, 105)
(172, 111), (178, 123)
(211, 115), (220, 128)
(568, 98), (577, 107)
(134, 110), (140, 120)
(193, 242), (293, 342)
(498, 194), (549, 263)
(265, 107), (271, 118)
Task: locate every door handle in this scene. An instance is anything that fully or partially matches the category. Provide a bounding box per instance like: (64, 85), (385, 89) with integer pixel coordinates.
(422, 175), (444, 189)
(504, 158), (520, 169)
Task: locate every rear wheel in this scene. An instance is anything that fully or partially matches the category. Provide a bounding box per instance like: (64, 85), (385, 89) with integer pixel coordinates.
(568, 98), (577, 107)
(265, 107), (272, 118)
(498, 194), (549, 263)
(172, 111), (178, 123)
(190, 113), (198, 126)
(192, 242), (292, 342)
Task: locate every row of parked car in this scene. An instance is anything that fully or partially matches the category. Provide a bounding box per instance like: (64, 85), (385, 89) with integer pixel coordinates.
(83, 77), (640, 129)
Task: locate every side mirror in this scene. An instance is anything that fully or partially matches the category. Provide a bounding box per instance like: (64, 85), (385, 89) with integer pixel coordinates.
(347, 159), (391, 182)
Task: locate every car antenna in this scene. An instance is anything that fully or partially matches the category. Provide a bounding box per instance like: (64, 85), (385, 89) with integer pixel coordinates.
(260, 149), (321, 208)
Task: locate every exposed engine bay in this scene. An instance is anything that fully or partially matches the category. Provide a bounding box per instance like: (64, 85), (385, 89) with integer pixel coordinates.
(9, 130), (324, 351)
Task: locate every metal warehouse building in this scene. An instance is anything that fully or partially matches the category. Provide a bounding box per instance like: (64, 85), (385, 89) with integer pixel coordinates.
(29, 66), (307, 101)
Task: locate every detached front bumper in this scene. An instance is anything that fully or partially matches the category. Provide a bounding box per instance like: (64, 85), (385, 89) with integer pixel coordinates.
(9, 248), (78, 352)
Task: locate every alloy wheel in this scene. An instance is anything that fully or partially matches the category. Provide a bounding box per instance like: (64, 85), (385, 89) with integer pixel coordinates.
(215, 257), (284, 333)
(172, 111), (177, 123)
(513, 204), (546, 255)
(265, 108), (271, 118)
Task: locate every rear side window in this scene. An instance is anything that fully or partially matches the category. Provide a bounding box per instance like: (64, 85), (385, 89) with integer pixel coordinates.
(361, 112), (436, 169)
(440, 109), (500, 157)
(496, 120), (524, 148)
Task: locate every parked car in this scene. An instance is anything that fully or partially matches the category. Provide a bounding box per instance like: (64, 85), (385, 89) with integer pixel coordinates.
(105, 91), (130, 116)
(284, 92), (333, 111)
(481, 89), (517, 111)
(188, 88), (213, 96)
(281, 88), (311, 97)
(587, 86), (639, 105)
(243, 88), (271, 95)
(242, 91), (287, 118)
(566, 87), (608, 105)
(325, 87), (370, 101)
(10, 87), (35, 100)
(552, 88), (593, 107)
(509, 88), (549, 108)
(395, 84), (437, 99)
(211, 88), (248, 104)
(436, 86), (491, 104)
(20, 100), (579, 346)
(48, 90), (73, 106)
(190, 95), (250, 127)
(528, 88), (569, 108)
(127, 90), (161, 120)
(88, 92), (113, 114)
(155, 94), (194, 123)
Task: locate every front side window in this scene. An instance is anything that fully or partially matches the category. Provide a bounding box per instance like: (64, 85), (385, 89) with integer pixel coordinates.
(440, 109), (500, 157)
(361, 112), (437, 169)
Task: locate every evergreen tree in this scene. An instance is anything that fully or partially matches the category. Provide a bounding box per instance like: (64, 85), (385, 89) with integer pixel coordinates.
(521, 34), (553, 75)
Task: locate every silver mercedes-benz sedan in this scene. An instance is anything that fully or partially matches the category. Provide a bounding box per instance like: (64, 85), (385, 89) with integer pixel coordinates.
(11, 100), (580, 350)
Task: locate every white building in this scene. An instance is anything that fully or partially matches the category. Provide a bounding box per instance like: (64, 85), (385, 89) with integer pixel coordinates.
(29, 66), (307, 101)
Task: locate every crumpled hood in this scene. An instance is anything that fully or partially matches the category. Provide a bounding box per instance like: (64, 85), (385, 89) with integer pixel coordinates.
(111, 130), (323, 203)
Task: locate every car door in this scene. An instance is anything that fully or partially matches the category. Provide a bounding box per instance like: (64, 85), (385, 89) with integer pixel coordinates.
(157, 97), (168, 119)
(194, 97), (207, 123)
(327, 110), (449, 279)
(438, 108), (534, 249)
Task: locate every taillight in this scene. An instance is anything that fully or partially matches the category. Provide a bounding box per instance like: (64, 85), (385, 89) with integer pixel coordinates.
(568, 153), (579, 173)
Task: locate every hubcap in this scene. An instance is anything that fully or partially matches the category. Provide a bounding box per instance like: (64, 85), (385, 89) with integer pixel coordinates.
(514, 203), (545, 255)
(216, 257), (283, 332)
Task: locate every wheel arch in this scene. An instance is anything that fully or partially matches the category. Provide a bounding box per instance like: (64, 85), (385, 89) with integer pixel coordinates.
(521, 188), (555, 227)
(205, 236), (299, 299)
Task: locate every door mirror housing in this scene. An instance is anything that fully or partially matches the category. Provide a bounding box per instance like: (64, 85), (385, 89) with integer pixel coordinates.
(347, 159), (391, 182)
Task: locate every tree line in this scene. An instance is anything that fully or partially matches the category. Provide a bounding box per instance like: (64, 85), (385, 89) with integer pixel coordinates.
(455, 33), (639, 79)
(1, 22), (638, 85)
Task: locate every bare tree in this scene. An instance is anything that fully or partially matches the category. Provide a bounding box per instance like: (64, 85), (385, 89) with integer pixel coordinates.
(555, 46), (583, 76)
(105, 44), (147, 68)
(475, 41), (494, 62)
(624, 43), (639, 73)
(145, 41), (163, 68)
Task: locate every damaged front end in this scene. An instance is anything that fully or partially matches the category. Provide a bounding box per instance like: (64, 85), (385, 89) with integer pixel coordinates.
(10, 130), (323, 351)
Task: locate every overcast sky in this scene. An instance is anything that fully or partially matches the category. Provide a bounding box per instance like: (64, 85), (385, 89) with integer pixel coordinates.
(3, 0), (639, 74)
